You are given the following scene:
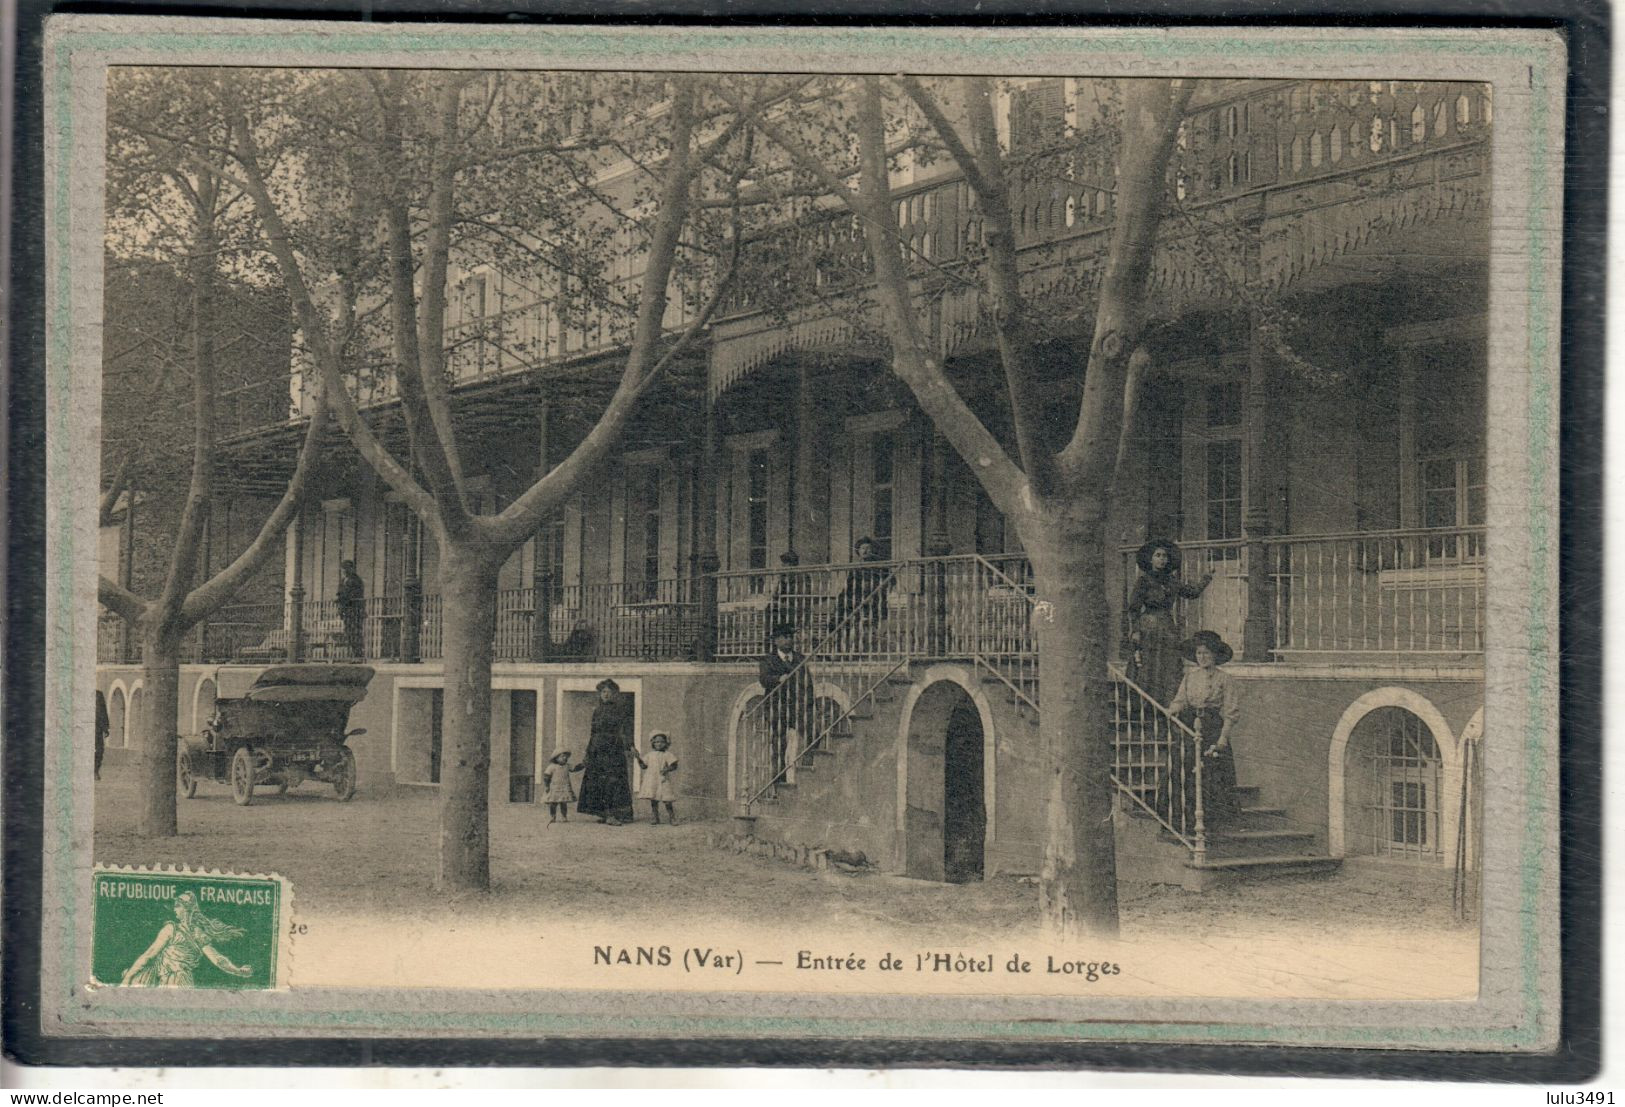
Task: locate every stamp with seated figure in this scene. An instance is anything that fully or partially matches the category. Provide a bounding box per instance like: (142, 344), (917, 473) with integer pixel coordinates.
(91, 866), (290, 990)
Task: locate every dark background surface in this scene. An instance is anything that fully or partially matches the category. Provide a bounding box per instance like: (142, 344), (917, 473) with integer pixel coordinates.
(3, 0), (1607, 1078)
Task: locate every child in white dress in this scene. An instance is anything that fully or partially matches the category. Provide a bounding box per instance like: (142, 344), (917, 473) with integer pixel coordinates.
(541, 749), (582, 824)
(633, 733), (679, 825)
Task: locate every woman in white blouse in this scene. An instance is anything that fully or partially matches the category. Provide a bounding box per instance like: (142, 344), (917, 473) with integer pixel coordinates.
(1161, 630), (1240, 832)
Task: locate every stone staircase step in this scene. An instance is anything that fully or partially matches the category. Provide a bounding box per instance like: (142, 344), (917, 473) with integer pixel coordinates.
(1186, 854), (1342, 880)
(1205, 828), (1319, 859)
(1235, 805), (1288, 828)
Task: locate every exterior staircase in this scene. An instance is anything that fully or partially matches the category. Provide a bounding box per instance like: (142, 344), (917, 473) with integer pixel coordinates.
(737, 554), (1341, 888)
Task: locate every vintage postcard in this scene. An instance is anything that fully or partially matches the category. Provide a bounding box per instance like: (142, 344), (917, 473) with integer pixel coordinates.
(38, 18), (1563, 1052)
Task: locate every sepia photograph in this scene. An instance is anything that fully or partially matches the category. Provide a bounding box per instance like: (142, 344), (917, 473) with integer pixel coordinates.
(32, 19), (1565, 1052)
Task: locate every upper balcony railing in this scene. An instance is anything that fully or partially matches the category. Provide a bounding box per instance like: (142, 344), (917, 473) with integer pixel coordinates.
(724, 79), (1491, 317)
(98, 525), (1485, 670)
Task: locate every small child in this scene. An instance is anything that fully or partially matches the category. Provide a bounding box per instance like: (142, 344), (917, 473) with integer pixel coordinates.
(632, 733), (679, 825)
(541, 749), (582, 824)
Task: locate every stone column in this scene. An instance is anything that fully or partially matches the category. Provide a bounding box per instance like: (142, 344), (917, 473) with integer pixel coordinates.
(1242, 308), (1282, 663)
(795, 359), (831, 563)
(530, 401), (553, 663)
(288, 508), (308, 664)
(691, 394), (721, 661)
(926, 431), (952, 655)
(119, 487), (137, 662)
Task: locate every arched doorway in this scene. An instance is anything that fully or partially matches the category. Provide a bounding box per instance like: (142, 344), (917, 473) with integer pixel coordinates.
(1344, 706), (1445, 862)
(108, 687), (127, 748)
(943, 699), (985, 883)
(192, 678), (217, 733)
(901, 677), (988, 883)
(126, 687), (144, 750)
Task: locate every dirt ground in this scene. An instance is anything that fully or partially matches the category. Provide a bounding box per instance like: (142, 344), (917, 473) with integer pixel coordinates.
(92, 758), (1476, 945)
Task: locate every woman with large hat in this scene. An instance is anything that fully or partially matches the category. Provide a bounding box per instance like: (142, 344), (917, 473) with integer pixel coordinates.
(576, 678), (635, 825)
(1124, 538), (1214, 707)
(1159, 630), (1240, 834)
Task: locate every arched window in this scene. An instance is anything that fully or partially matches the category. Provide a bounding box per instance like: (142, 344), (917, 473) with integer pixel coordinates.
(1369, 114), (1385, 153)
(1309, 131), (1323, 168)
(1351, 707), (1444, 861)
(109, 687), (127, 749)
(1456, 94), (1471, 126)
(1330, 126), (1343, 163)
(1411, 103), (1426, 143)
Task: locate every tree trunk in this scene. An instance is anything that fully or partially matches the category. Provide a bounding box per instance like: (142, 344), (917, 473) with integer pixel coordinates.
(1025, 507), (1120, 939)
(436, 548), (499, 893)
(134, 625), (183, 838)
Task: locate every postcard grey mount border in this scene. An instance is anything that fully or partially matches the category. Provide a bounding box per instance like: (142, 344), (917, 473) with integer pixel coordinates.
(43, 18), (1562, 1048)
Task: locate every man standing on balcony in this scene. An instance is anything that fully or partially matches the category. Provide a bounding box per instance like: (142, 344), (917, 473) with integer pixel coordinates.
(759, 622), (813, 780)
(336, 560), (366, 661)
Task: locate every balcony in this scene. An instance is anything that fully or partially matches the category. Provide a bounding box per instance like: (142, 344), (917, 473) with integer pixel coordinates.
(98, 527), (1484, 671)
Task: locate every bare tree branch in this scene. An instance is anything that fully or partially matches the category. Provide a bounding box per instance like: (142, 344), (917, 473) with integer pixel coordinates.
(489, 78), (705, 549)
(98, 575), (148, 624)
(180, 398), (332, 624)
(849, 77), (1027, 516)
(228, 100), (441, 527)
(960, 76), (1054, 490)
(1058, 78), (1196, 484)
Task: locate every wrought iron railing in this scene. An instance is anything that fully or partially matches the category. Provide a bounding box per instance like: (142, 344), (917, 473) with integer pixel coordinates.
(100, 524), (1486, 671)
(1265, 527), (1486, 657)
(725, 80), (1492, 317)
(735, 561), (909, 815)
(1118, 525), (1486, 661)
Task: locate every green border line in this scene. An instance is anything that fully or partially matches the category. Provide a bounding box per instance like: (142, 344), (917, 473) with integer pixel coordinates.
(50, 27), (1556, 1046)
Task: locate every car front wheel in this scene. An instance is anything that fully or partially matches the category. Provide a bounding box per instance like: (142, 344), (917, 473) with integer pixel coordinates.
(231, 746), (256, 806)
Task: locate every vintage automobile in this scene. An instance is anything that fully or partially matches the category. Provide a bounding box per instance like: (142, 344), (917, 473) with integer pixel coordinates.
(179, 664), (374, 806)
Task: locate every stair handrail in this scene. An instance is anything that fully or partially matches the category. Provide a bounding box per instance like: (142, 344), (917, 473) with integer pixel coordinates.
(738, 563), (906, 812)
(969, 553), (1034, 597)
(1107, 662), (1202, 745)
(1107, 661), (1206, 855)
(741, 658), (910, 813)
(961, 555), (1208, 856)
(971, 653), (1039, 714)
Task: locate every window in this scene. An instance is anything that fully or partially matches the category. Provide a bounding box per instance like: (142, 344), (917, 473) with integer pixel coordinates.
(1205, 441), (1242, 545)
(871, 432), (895, 560)
(625, 467), (662, 600)
(1361, 708), (1442, 861)
(536, 514), (566, 604)
(746, 449), (770, 574)
(1009, 79), (1065, 150)
(974, 485), (1006, 556)
(1414, 346), (1486, 560)
(1206, 382), (1242, 428)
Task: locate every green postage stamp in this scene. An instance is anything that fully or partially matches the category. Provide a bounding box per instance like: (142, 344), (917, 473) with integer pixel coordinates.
(91, 867), (290, 990)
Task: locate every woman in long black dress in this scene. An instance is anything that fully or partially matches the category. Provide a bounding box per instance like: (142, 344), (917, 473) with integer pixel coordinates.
(576, 678), (635, 825)
(1161, 630), (1241, 834)
(1124, 538), (1213, 708)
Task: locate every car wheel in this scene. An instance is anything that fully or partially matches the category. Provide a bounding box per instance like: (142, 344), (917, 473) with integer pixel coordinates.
(333, 747), (357, 802)
(177, 749), (197, 799)
(231, 746), (256, 806)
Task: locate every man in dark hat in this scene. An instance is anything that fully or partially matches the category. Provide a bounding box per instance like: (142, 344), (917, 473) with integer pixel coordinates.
(758, 623), (814, 780)
(830, 536), (891, 652)
(765, 550), (809, 639)
(576, 677), (635, 824)
(336, 560), (366, 660)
